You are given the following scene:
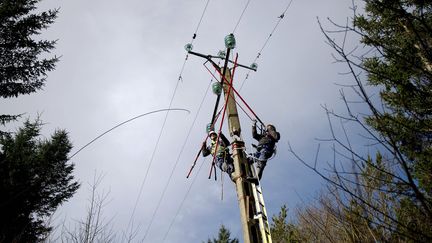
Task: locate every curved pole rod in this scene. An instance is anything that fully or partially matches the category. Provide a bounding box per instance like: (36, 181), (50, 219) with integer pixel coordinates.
(68, 108), (190, 160)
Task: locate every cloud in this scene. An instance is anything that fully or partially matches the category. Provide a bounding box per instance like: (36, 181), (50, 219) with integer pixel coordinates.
(3, 0), (363, 242)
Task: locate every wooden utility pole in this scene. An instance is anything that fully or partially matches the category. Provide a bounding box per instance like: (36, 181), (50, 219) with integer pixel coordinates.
(187, 33), (272, 242)
(221, 67), (270, 243)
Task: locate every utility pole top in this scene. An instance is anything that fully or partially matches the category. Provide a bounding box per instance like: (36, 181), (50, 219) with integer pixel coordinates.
(187, 34), (272, 243)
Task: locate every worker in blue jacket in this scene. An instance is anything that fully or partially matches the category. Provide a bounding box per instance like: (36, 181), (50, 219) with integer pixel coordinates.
(251, 121), (280, 180)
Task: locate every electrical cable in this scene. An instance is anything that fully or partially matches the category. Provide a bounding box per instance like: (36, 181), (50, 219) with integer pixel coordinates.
(125, 75), (182, 236)
(239, 0), (294, 91)
(192, 0), (211, 44)
(232, 0), (252, 34)
(141, 74), (214, 242)
(67, 108), (190, 160)
(125, 0), (213, 237)
(162, 157), (209, 242)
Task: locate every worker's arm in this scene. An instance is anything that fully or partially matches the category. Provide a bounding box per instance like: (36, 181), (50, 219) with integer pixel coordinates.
(219, 133), (230, 147)
(202, 142), (210, 157)
(252, 123), (262, 141)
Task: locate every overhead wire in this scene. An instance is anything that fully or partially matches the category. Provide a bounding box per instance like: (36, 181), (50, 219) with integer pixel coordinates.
(162, 157), (209, 242)
(178, 0), (211, 83)
(232, 0), (252, 34)
(239, 0), (294, 91)
(141, 68), (217, 242)
(148, 0), (293, 240)
(68, 108), (190, 160)
(125, 72), (181, 236)
(125, 0), (212, 237)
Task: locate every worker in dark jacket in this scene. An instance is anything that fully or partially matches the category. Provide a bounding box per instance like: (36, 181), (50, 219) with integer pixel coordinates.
(202, 131), (234, 175)
(251, 121), (280, 180)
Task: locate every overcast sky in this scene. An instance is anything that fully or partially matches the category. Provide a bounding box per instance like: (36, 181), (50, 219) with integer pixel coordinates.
(1, 0), (366, 242)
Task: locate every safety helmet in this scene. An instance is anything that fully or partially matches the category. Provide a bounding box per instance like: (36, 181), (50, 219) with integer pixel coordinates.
(208, 131), (217, 136)
(266, 124), (276, 130)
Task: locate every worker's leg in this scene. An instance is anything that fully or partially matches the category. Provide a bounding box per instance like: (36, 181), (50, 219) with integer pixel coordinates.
(256, 149), (271, 179)
(216, 156), (224, 171)
(256, 160), (267, 180)
(226, 156), (234, 174)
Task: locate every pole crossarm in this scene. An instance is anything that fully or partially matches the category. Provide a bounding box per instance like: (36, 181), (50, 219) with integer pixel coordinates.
(188, 50), (257, 72)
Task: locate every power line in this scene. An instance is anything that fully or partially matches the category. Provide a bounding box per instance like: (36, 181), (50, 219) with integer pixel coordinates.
(232, 0), (252, 34)
(125, 74), (182, 236)
(239, 0), (294, 91)
(68, 108), (190, 160)
(193, 0), (211, 44)
(162, 157), (209, 242)
(141, 75), (214, 242)
(126, 0), (213, 238)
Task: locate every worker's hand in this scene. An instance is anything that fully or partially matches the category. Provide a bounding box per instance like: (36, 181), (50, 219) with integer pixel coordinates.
(202, 142), (206, 148)
(252, 119), (257, 125)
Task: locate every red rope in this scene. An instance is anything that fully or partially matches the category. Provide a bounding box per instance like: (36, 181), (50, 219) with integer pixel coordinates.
(186, 108), (223, 178)
(204, 62), (265, 126)
(204, 64), (255, 122)
(208, 53), (239, 179)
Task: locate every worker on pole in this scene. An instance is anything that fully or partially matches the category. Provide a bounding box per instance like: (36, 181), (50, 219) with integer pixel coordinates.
(202, 131), (234, 175)
(250, 121), (280, 180)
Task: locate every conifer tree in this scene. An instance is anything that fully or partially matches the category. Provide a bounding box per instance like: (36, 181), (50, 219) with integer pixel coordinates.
(0, 0), (59, 126)
(290, 0), (432, 241)
(0, 120), (79, 242)
(206, 225), (239, 243)
(270, 205), (300, 243)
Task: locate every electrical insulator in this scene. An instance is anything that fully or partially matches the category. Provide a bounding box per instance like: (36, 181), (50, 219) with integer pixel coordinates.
(212, 82), (222, 95)
(206, 123), (213, 133)
(224, 33), (236, 49)
(250, 63), (258, 70)
(217, 50), (226, 58)
(184, 43), (193, 52)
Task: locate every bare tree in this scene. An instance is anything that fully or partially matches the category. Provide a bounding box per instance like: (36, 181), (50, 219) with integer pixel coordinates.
(289, 0), (432, 241)
(57, 172), (116, 243)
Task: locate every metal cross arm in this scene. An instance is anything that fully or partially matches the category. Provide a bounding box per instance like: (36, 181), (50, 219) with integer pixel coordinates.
(188, 50), (257, 72)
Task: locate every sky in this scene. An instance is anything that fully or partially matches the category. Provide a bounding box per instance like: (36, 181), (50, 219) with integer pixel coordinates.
(1, 0), (367, 242)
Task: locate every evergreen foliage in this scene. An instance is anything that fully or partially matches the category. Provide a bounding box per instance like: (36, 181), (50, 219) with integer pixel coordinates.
(270, 205), (300, 243)
(0, 0), (59, 125)
(289, 0), (432, 242)
(0, 120), (79, 242)
(353, 1), (432, 240)
(206, 225), (239, 243)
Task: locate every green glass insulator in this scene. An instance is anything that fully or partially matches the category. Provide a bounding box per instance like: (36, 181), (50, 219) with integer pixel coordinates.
(206, 123), (213, 133)
(217, 50), (226, 58)
(184, 43), (193, 52)
(224, 33), (236, 49)
(212, 82), (222, 95)
(250, 63), (258, 70)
